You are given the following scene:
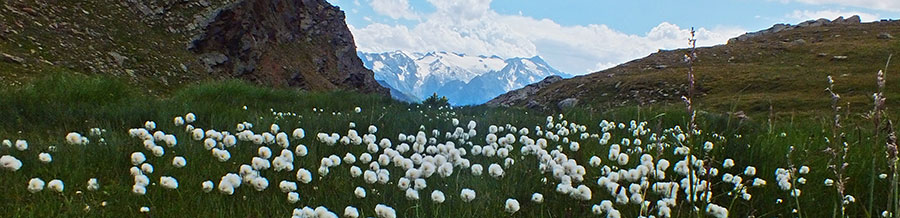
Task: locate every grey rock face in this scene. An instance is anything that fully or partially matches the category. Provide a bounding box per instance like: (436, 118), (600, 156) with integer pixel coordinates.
(187, 0), (388, 95)
(557, 98), (579, 110)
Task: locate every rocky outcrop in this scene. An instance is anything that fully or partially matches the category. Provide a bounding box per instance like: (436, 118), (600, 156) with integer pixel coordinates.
(188, 0), (387, 95)
(486, 75), (563, 108)
(0, 0), (387, 96)
(557, 98), (578, 110)
(729, 15), (862, 43)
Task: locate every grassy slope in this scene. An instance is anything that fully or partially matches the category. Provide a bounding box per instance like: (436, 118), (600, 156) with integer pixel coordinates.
(0, 74), (893, 217)
(506, 21), (900, 118)
(0, 0), (218, 92)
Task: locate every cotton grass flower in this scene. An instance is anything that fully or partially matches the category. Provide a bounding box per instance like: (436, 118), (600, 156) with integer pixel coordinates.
(296, 168), (313, 184)
(295, 144), (308, 157)
(504, 198), (520, 214)
(287, 192), (300, 203)
(15, 139), (27, 151)
(38, 153), (52, 163)
(202, 181), (214, 193)
(250, 177), (269, 191)
(354, 186), (366, 198)
(460, 188), (476, 202)
(799, 165), (810, 174)
(279, 181), (298, 193)
(489, 164), (504, 178)
(185, 113), (196, 123)
(592, 204), (603, 215)
(66, 132), (87, 145)
(213, 148), (231, 162)
(141, 163), (154, 174)
(203, 138), (216, 150)
(405, 188), (419, 200)
(128, 153), (146, 166)
(173, 116), (184, 126)
(172, 156), (186, 168)
(1, 155), (22, 171)
(28, 178), (45, 193)
(413, 178), (427, 190)
(617, 153), (629, 165)
(364, 170), (378, 184)
(140, 206), (150, 213)
(160, 176), (178, 189)
(589, 156), (602, 167)
(723, 159), (735, 168)
(192, 128), (205, 141)
(374, 204), (396, 218)
(48, 179), (64, 192)
(744, 166), (757, 176)
(151, 146), (164, 157)
(705, 203), (729, 218)
(431, 190), (446, 203)
(532, 193), (544, 203)
(87, 178), (99, 191)
(344, 206), (359, 218)
(251, 157), (271, 170)
(134, 175), (150, 187)
(132, 185), (147, 195)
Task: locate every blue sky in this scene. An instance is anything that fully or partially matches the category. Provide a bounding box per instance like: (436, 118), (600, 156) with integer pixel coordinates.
(328, 0), (898, 74)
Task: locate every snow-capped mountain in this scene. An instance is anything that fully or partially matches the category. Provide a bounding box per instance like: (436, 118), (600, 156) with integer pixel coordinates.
(359, 51), (569, 105)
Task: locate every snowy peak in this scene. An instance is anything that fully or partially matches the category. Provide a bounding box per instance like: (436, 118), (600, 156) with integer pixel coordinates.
(358, 51), (568, 105)
(490, 56), (568, 92)
(414, 51), (506, 83)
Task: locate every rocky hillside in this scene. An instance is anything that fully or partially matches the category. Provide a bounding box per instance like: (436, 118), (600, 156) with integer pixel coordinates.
(489, 16), (900, 115)
(0, 0), (387, 95)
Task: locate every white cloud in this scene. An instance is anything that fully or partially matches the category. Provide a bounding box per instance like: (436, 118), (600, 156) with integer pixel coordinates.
(426, 0), (493, 20)
(786, 10), (881, 22)
(351, 1), (745, 74)
(370, 0), (418, 20)
(786, 0), (900, 12)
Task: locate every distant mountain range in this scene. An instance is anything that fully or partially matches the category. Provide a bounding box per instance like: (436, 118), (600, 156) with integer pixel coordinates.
(358, 51), (570, 105)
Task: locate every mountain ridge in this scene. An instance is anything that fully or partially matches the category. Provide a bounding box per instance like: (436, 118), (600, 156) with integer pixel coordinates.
(359, 50), (570, 105)
(488, 17), (900, 114)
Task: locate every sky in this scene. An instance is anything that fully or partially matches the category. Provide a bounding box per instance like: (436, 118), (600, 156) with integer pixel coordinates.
(327, 0), (899, 75)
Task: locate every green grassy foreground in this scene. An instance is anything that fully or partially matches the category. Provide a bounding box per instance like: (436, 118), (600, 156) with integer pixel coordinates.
(0, 74), (896, 217)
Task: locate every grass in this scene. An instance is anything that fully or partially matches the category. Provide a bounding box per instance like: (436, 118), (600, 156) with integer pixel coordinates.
(0, 73), (896, 217)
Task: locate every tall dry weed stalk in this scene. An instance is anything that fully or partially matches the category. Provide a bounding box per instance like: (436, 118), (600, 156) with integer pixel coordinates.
(825, 74), (849, 217)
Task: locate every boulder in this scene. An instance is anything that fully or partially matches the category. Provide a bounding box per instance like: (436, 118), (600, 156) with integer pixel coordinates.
(107, 51), (127, 66)
(878, 32), (894, 40)
(846, 15), (861, 24)
(1, 52), (24, 64)
(833, 16), (845, 24)
(810, 18), (831, 27)
(557, 98), (579, 109)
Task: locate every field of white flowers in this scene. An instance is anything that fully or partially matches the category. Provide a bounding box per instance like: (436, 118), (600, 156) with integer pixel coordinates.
(0, 75), (896, 218)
